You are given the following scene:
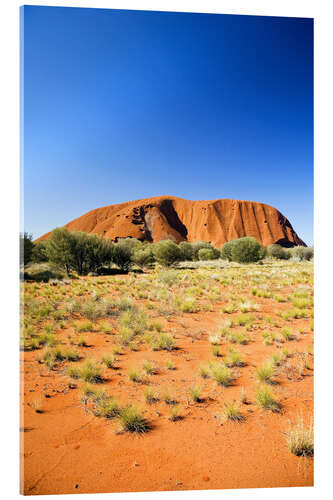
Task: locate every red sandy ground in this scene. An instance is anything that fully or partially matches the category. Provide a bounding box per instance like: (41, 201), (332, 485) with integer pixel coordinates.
(21, 276), (313, 495)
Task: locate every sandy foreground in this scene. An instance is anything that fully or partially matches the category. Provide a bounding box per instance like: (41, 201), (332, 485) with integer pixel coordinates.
(21, 263), (313, 495)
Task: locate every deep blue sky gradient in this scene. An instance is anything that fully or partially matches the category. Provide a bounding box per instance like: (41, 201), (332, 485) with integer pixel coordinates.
(22, 6), (313, 244)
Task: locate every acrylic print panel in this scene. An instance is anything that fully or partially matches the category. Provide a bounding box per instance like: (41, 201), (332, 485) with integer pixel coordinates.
(21, 4), (314, 495)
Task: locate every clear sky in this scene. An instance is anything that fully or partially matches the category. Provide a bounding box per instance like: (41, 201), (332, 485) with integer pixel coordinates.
(22, 6), (313, 245)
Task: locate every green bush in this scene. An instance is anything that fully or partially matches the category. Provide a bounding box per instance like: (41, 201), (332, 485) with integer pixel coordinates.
(153, 240), (183, 266)
(198, 248), (216, 261)
(112, 238), (136, 272)
(178, 241), (194, 261)
(132, 246), (155, 268)
(267, 244), (290, 260)
(20, 232), (34, 266)
(46, 227), (75, 274)
(31, 240), (49, 263)
(230, 237), (266, 263)
(290, 246), (313, 261)
(220, 240), (235, 261)
(191, 241), (219, 260)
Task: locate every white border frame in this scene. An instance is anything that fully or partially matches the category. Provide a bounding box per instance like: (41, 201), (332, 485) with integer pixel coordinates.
(1, 1), (333, 499)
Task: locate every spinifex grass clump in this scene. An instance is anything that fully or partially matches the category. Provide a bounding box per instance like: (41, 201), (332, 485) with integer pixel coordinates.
(223, 401), (243, 421)
(210, 362), (233, 387)
(256, 360), (277, 384)
(128, 367), (144, 383)
(144, 387), (159, 404)
(157, 333), (175, 351)
(94, 397), (120, 419)
(199, 363), (210, 378)
(101, 354), (117, 369)
(169, 405), (181, 421)
(286, 417), (314, 457)
(76, 320), (94, 333)
(255, 386), (280, 412)
(118, 405), (151, 433)
(142, 360), (156, 375)
(225, 349), (246, 367)
(189, 385), (202, 402)
(67, 359), (103, 383)
(165, 359), (175, 370)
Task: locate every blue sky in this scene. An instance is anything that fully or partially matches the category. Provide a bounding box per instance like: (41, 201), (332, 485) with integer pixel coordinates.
(22, 6), (313, 245)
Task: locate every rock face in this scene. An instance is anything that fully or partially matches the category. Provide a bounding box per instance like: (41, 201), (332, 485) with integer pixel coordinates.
(38, 196), (306, 247)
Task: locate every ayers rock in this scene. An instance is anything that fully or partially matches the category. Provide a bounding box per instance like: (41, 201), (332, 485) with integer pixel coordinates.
(39, 196), (306, 248)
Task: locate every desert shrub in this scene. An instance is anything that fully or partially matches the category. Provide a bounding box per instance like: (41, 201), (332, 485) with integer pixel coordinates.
(84, 233), (113, 273)
(220, 240), (235, 261)
(153, 240), (183, 266)
(198, 248), (215, 261)
(20, 232), (34, 266)
(112, 238), (135, 272)
(46, 227), (75, 274)
(267, 244), (291, 260)
(23, 262), (66, 282)
(191, 241), (220, 260)
(132, 246), (155, 269)
(230, 237), (266, 263)
(157, 269), (180, 285)
(178, 241), (194, 261)
(290, 246), (313, 261)
(31, 240), (49, 263)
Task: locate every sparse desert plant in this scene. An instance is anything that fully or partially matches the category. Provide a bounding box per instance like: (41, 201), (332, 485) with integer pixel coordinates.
(112, 345), (123, 355)
(169, 405), (181, 421)
(286, 416), (314, 457)
(99, 322), (113, 334)
(199, 363), (210, 378)
(256, 360), (276, 384)
(128, 367), (144, 383)
(32, 399), (43, 413)
(79, 359), (103, 383)
(101, 354), (116, 369)
(223, 401), (243, 421)
(94, 397), (120, 418)
(255, 385), (280, 412)
(66, 364), (81, 380)
(76, 320), (93, 332)
(211, 345), (221, 357)
(142, 360), (156, 375)
(144, 387), (159, 404)
(208, 334), (221, 345)
(240, 387), (248, 404)
(165, 359), (175, 370)
(226, 349), (246, 367)
(189, 385), (202, 402)
(281, 327), (294, 341)
(157, 333), (175, 351)
(162, 389), (177, 405)
(210, 362), (233, 386)
(177, 296), (197, 313)
(118, 405), (151, 433)
(229, 332), (248, 345)
(77, 336), (88, 347)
